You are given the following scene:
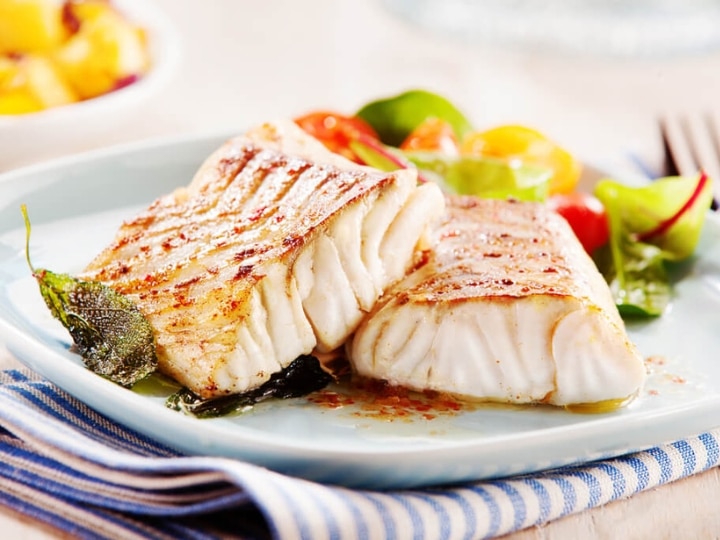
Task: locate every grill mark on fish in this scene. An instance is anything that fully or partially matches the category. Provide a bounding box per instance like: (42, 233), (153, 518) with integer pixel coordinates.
(399, 202), (577, 301)
(191, 144), (261, 199)
(349, 194), (645, 407)
(216, 151), (291, 220)
(81, 121), (445, 398)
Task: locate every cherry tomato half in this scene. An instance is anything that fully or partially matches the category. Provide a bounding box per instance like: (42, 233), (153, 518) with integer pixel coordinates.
(294, 111), (378, 163)
(400, 117), (459, 155)
(547, 192), (610, 255)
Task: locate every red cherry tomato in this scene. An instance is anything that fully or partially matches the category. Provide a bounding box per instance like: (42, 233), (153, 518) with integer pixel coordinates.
(547, 192), (610, 254)
(400, 117), (459, 155)
(294, 111), (379, 163)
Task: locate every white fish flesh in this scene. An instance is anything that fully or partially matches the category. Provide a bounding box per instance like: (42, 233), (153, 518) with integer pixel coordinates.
(348, 195), (646, 408)
(82, 121), (445, 398)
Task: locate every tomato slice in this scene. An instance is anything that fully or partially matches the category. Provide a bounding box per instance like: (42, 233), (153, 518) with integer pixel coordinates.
(294, 111), (379, 163)
(461, 125), (582, 195)
(547, 192), (610, 254)
(399, 117), (459, 155)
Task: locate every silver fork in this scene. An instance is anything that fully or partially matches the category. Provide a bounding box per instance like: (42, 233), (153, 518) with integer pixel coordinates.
(660, 112), (720, 210)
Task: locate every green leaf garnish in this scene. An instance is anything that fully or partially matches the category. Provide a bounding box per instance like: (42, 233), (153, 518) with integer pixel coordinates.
(349, 137), (412, 173)
(593, 238), (671, 317)
(356, 89), (473, 147)
(405, 151), (552, 201)
(348, 138), (551, 201)
(166, 354), (333, 418)
(593, 173), (712, 316)
(22, 205), (158, 387)
(595, 173), (713, 261)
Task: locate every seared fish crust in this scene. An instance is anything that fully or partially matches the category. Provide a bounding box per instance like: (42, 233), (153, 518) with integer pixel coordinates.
(83, 121), (445, 398)
(349, 195), (646, 407)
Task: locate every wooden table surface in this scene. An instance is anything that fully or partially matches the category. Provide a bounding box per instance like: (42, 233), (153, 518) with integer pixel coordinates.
(2, 1), (720, 537)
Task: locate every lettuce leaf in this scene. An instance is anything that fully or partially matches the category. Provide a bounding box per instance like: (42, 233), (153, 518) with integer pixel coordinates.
(594, 173), (713, 316)
(406, 151), (552, 202)
(349, 137), (415, 173)
(596, 173), (713, 261)
(593, 237), (671, 317)
(355, 89), (473, 147)
(350, 138), (551, 201)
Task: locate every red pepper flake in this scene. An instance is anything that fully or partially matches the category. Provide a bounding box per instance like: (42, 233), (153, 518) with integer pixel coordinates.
(283, 236), (303, 249)
(234, 248), (257, 261)
(247, 205), (268, 223)
(645, 355), (666, 367)
(234, 265), (253, 280)
(307, 378), (468, 421)
(307, 391), (355, 409)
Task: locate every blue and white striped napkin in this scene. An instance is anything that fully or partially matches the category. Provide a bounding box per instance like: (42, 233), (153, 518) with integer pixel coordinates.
(0, 368), (717, 540)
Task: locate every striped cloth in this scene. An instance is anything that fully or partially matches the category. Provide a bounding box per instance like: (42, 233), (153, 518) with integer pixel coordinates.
(0, 369), (716, 540)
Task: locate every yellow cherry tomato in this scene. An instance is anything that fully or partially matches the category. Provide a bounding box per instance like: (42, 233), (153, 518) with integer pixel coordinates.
(460, 125), (582, 195)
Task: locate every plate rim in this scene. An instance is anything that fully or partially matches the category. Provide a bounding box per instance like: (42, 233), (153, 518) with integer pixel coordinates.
(1, 132), (720, 488)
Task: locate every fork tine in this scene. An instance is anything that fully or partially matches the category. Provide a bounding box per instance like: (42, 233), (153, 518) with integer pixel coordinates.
(660, 115), (697, 177)
(660, 117), (681, 177)
(705, 112), (720, 182)
(687, 113), (720, 186)
(661, 113), (720, 210)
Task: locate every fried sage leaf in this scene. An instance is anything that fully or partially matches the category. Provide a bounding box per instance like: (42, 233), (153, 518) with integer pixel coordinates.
(167, 354), (333, 418)
(22, 205), (157, 387)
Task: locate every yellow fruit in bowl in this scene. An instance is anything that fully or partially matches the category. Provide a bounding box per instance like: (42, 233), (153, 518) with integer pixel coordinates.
(0, 53), (77, 114)
(461, 125), (582, 195)
(0, 55), (18, 85)
(0, 88), (43, 114)
(0, 0), (153, 115)
(23, 54), (78, 107)
(54, 7), (149, 100)
(0, 0), (65, 54)
(63, 0), (117, 27)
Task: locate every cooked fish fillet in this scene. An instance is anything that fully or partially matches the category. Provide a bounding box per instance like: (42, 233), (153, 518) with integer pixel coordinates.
(348, 195), (646, 407)
(82, 121), (445, 398)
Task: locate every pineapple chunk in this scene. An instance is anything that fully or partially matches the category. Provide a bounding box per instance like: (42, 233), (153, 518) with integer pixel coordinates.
(0, 88), (43, 114)
(54, 8), (149, 100)
(64, 0), (118, 27)
(0, 55), (18, 87)
(0, 53), (77, 114)
(0, 0), (65, 54)
(0, 0), (151, 114)
(23, 54), (78, 107)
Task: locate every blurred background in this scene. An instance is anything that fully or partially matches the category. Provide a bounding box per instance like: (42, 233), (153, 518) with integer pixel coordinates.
(1, 0), (720, 176)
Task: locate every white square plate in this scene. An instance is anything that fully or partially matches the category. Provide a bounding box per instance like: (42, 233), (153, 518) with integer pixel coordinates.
(1, 133), (719, 489)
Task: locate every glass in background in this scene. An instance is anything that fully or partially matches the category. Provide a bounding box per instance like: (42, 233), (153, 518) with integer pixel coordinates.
(382, 0), (720, 58)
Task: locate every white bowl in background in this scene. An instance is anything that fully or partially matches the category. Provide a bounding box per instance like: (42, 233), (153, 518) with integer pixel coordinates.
(0, 0), (181, 172)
